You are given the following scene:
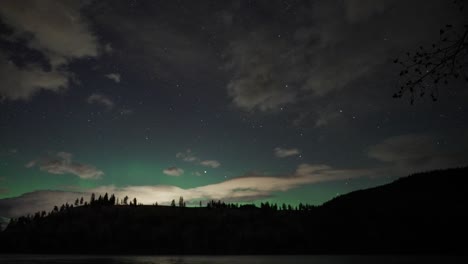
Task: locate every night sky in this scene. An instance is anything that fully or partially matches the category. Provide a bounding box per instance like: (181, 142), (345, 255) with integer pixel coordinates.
(0, 0), (467, 218)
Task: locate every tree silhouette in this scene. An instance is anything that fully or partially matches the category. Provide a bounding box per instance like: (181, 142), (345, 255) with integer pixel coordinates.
(123, 196), (129, 205)
(109, 194), (116, 205)
(394, 4), (468, 103)
(171, 199), (176, 207)
(179, 196), (185, 207)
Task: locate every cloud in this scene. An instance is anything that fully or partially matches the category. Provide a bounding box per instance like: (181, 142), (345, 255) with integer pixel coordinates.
(25, 161), (36, 168)
(274, 147), (300, 158)
(86, 93), (115, 110)
(104, 43), (113, 53)
(0, 163), (373, 218)
(368, 134), (468, 173)
(163, 167), (184, 177)
(314, 109), (342, 128)
(105, 73), (121, 83)
(191, 164), (371, 201)
(199, 160), (221, 168)
(88, 2), (218, 81)
(0, 190), (85, 218)
(0, 0), (98, 66)
(26, 152), (104, 179)
(119, 109), (133, 116)
(0, 188), (9, 195)
(226, 33), (300, 112)
(0, 52), (69, 100)
(0, 0), (99, 100)
(176, 149), (198, 162)
(0, 217), (10, 231)
(176, 149), (221, 168)
(224, 0), (464, 122)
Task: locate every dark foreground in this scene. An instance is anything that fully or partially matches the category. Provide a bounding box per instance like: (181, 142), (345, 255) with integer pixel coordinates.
(0, 167), (467, 254)
(0, 255), (467, 264)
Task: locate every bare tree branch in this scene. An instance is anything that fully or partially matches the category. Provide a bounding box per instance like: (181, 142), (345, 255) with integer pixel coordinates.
(394, 0), (468, 104)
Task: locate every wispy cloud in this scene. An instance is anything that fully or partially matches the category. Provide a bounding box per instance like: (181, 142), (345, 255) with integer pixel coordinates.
(274, 147), (300, 158)
(176, 149), (221, 168)
(26, 152), (104, 180)
(105, 73), (121, 83)
(119, 109), (133, 116)
(163, 167), (184, 176)
(176, 149), (198, 162)
(86, 93), (115, 110)
(200, 160), (221, 168)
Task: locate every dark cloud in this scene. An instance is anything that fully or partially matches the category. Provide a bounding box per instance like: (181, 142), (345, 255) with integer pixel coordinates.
(274, 147), (300, 158)
(226, 33), (299, 112)
(105, 73), (121, 83)
(0, 0), (98, 65)
(119, 109), (133, 116)
(224, 0), (465, 124)
(0, 51), (69, 100)
(26, 152), (104, 179)
(86, 93), (115, 110)
(368, 133), (468, 173)
(87, 1), (220, 81)
(0, 0), (100, 100)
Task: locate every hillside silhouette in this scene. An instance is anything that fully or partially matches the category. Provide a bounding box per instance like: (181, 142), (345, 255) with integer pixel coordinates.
(0, 167), (467, 254)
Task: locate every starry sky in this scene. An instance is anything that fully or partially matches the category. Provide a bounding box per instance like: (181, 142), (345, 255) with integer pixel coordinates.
(0, 0), (467, 218)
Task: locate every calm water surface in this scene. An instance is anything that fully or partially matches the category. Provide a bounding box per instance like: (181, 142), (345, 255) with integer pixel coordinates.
(0, 255), (465, 264)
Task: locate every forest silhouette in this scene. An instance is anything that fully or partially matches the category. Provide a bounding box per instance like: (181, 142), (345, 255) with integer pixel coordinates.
(0, 167), (467, 254)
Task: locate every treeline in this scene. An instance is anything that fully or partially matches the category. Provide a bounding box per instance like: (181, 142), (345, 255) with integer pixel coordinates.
(205, 199), (316, 211)
(1, 167), (467, 254)
(6, 193), (318, 231)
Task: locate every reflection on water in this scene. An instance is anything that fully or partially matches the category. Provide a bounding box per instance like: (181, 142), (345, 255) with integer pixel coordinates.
(0, 255), (466, 264)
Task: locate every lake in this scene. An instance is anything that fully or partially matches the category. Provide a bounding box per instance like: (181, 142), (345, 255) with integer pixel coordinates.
(0, 255), (466, 264)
